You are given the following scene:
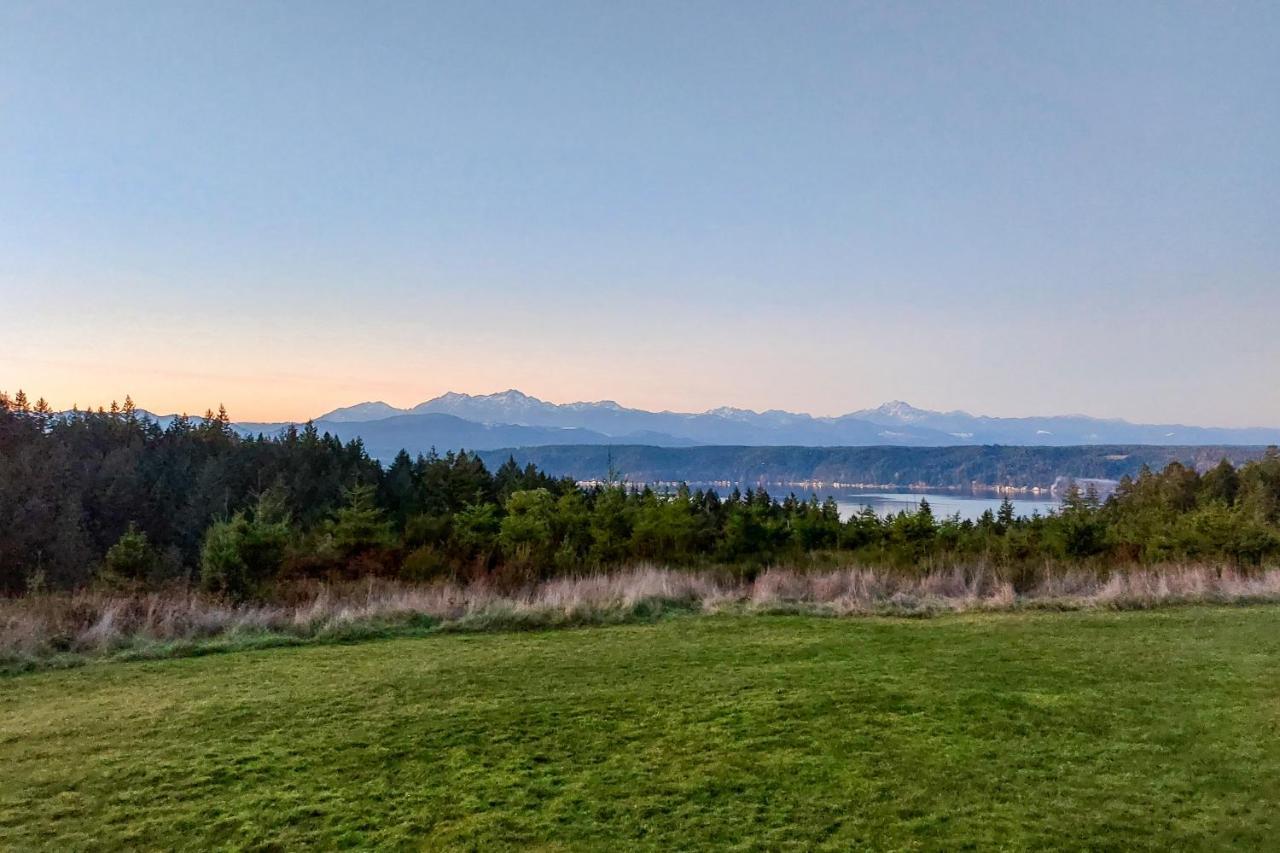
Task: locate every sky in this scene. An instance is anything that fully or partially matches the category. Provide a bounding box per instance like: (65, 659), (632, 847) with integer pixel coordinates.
(2, 1), (1278, 426)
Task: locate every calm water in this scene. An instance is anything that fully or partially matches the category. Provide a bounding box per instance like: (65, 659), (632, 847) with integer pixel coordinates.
(828, 490), (1060, 521)
(662, 484), (1062, 521)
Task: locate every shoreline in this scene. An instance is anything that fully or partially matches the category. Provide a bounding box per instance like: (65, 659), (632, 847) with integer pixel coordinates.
(580, 479), (1057, 496)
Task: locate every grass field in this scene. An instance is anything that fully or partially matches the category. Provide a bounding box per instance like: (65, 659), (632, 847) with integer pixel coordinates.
(3, 608), (1280, 850)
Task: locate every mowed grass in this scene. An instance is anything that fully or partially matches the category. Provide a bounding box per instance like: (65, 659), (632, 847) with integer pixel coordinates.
(3, 608), (1280, 850)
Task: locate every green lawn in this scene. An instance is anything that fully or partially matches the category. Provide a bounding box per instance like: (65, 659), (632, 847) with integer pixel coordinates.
(3, 608), (1280, 851)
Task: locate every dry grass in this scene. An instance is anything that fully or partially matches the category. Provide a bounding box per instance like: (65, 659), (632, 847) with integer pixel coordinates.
(3, 564), (1279, 671)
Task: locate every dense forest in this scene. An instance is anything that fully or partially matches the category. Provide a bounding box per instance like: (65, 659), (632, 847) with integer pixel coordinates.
(2, 391), (1279, 597)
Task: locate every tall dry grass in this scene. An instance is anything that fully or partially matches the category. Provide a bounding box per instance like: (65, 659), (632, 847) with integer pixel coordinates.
(3, 564), (1278, 671)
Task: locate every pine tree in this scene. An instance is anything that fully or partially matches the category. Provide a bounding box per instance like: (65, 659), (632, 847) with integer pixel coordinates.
(917, 498), (934, 523)
(1201, 459), (1240, 506)
(997, 496), (1016, 530)
(331, 483), (393, 556)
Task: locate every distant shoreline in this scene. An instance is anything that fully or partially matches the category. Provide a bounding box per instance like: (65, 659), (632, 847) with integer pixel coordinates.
(490, 444), (1266, 495)
(579, 479), (1056, 496)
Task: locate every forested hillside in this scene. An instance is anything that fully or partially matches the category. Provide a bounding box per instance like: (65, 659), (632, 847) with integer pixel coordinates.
(478, 444), (1271, 490)
(3, 392), (1279, 596)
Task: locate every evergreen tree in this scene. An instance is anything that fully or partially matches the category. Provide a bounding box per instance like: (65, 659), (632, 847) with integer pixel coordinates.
(997, 497), (1016, 530)
(330, 483), (394, 556)
(103, 523), (159, 585)
(499, 488), (557, 566)
(199, 493), (292, 598)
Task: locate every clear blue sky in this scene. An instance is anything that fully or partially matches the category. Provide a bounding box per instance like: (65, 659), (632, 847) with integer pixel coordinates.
(2, 1), (1277, 425)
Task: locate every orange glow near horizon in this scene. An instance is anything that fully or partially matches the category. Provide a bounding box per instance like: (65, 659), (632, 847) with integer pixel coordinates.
(5, 353), (762, 423)
(3, 3), (1279, 432)
(6, 278), (1280, 429)
(9, 353), (1280, 430)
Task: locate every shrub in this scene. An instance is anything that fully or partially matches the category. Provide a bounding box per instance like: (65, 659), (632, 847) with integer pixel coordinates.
(401, 546), (452, 582)
(102, 523), (159, 585)
(405, 513), (452, 549)
(199, 496), (292, 598)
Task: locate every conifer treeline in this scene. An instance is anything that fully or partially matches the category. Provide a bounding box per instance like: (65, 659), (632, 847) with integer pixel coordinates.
(2, 392), (1278, 596)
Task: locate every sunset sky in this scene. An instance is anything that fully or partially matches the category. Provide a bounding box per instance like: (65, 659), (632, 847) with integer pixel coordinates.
(3, 2), (1278, 425)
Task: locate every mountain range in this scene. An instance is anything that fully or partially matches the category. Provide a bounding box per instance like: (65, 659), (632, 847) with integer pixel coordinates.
(211, 389), (1280, 460)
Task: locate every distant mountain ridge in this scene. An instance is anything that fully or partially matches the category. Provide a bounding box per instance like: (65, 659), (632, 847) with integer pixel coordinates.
(300, 390), (1280, 452)
(48, 404), (1275, 491)
(107, 391), (1280, 462)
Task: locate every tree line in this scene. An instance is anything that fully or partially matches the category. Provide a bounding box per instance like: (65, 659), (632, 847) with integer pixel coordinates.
(2, 391), (1279, 597)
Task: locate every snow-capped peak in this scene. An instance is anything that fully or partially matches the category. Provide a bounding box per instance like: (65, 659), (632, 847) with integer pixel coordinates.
(316, 401), (405, 422)
(704, 406), (761, 421)
(870, 400), (931, 421)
